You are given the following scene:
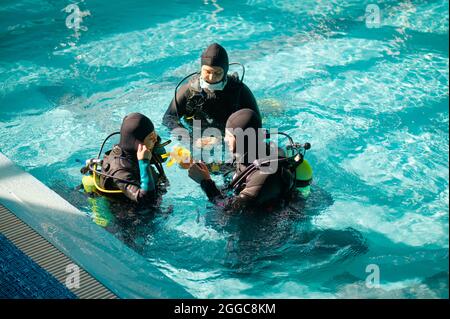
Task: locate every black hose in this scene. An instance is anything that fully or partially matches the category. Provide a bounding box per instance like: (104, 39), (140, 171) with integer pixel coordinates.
(174, 72), (199, 119)
(87, 163), (140, 187)
(97, 132), (120, 159)
(229, 62), (245, 82)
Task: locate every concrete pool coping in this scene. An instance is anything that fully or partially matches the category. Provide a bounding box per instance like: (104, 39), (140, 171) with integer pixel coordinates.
(0, 152), (192, 299)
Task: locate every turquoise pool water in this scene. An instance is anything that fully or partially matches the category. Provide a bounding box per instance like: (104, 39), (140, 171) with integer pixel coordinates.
(0, 0), (448, 298)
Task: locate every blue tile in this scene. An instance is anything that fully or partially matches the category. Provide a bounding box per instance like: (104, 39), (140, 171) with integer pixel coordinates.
(0, 234), (77, 299)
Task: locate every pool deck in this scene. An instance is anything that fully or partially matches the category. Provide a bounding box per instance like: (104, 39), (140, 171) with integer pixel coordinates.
(0, 152), (192, 299)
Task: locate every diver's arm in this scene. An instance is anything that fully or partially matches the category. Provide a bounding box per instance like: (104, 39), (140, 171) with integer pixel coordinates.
(190, 163), (252, 211)
(238, 83), (261, 121)
(200, 179), (255, 212)
(123, 184), (155, 203)
(200, 179), (223, 201)
(228, 193), (255, 211)
(114, 162), (156, 204)
(163, 83), (190, 130)
(138, 159), (156, 192)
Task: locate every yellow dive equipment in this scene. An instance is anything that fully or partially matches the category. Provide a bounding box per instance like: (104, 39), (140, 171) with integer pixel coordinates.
(295, 159), (313, 198)
(81, 132), (172, 195)
(160, 145), (222, 172)
(161, 146), (192, 169)
(81, 159), (123, 194)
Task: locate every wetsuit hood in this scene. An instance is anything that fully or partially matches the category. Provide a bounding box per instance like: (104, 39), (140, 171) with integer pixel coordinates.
(226, 108), (262, 132)
(226, 108), (264, 166)
(201, 43), (229, 75)
(119, 113), (154, 155)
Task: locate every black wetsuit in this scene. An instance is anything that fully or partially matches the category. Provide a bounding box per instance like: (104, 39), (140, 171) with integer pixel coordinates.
(99, 145), (162, 205)
(195, 108), (294, 212)
(98, 113), (165, 205)
(163, 74), (261, 132)
(200, 153), (294, 212)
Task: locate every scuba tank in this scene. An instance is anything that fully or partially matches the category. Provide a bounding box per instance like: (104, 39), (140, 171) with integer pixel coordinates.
(228, 131), (313, 199)
(294, 158), (313, 198)
(285, 144), (313, 198)
(81, 159), (103, 194)
(281, 133), (313, 198)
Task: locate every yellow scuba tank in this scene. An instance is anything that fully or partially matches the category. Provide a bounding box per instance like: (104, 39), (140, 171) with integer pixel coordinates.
(295, 159), (313, 198)
(82, 175), (98, 194)
(88, 197), (114, 228)
(81, 159), (123, 194)
(284, 141), (313, 198)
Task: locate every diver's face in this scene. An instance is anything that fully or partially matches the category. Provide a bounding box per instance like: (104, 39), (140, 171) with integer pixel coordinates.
(201, 65), (224, 83)
(143, 131), (157, 149)
(224, 129), (236, 153)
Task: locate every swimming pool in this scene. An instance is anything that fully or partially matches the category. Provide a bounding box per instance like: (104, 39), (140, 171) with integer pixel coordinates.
(0, 0), (448, 298)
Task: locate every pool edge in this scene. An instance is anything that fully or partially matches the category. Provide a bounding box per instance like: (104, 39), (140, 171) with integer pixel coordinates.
(0, 152), (193, 299)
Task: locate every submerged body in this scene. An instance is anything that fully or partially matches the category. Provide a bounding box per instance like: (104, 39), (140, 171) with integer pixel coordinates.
(81, 113), (168, 213)
(188, 109), (311, 212)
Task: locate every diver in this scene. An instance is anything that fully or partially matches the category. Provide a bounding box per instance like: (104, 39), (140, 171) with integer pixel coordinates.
(187, 108), (313, 212)
(81, 112), (169, 207)
(162, 43), (261, 134)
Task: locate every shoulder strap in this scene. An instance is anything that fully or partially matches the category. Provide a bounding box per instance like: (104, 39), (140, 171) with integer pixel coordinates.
(189, 74), (202, 93)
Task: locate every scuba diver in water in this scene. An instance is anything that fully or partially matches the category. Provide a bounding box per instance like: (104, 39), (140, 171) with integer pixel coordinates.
(187, 108), (313, 212)
(163, 43), (261, 133)
(81, 112), (169, 207)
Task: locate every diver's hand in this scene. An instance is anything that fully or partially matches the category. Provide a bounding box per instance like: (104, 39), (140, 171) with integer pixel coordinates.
(188, 162), (211, 183)
(137, 144), (151, 160)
